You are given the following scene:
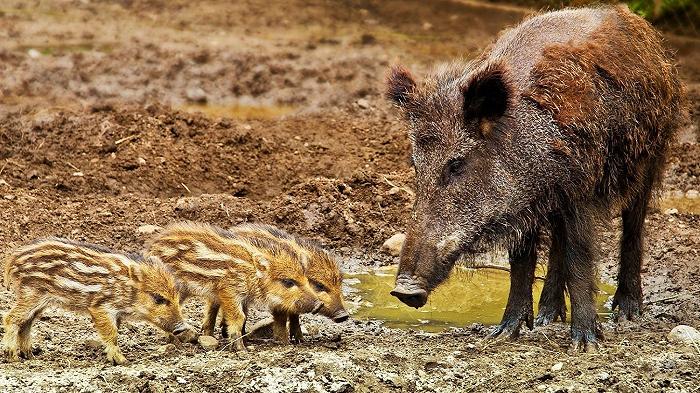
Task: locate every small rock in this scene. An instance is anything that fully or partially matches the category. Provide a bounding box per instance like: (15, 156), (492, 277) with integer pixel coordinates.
(176, 377), (187, 384)
(158, 343), (176, 354)
(85, 339), (103, 350)
(27, 48), (41, 58)
(185, 87), (207, 103)
(597, 371), (610, 381)
(72, 171), (84, 177)
(387, 186), (401, 195)
(381, 233), (406, 256)
(356, 99), (370, 109)
(686, 189), (699, 199)
(137, 157), (147, 166)
(3, 194), (15, 200)
(422, 22), (432, 30)
(198, 335), (218, 350)
(136, 224), (162, 235)
(667, 325), (700, 345)
(664, 208), (678, 215)
(551, 362), (564, 372)
(360, 33), (376, 45)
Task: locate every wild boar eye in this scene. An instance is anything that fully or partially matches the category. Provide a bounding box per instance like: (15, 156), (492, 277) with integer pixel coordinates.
(444, 158), (466, 182)
(311, 280), (328, 293)
(281, 278), (297, 288)
(150, 293), (169, 306)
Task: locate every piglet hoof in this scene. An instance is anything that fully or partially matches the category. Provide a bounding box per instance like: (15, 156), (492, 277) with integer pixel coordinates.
(20, 349), (35, 360)
(611, 293), (642, 322)
(106, 350), (128, 366)
(3, 348), (20, 362)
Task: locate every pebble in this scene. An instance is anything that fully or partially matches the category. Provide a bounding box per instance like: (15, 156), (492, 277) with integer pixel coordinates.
(136, 224), (162, 235)
(551, 362), (564, 372)
(198, 335), (218, 350)
(137, 157), (147, 166)
(667, 325), (700, 345)
(158, 343), (176, 354)
(185, 87), (207, 103)
(27, 48), (41, 58)
(3, 194), (15, 200)
(664, 208), (678, 215)
(381, 233), (406, 256)
(686, 189), (699, 199)
(356, 99), (370, 109)
(72, 171), (84, 177)
(597, 371), (610, 381)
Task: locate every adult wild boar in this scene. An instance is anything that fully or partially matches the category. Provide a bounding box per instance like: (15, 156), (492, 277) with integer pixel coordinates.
(387, 5), (683, 351)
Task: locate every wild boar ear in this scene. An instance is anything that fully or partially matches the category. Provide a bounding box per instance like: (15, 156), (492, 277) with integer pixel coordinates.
(386, 65), (416, 106)
(462, 63), (511, 128)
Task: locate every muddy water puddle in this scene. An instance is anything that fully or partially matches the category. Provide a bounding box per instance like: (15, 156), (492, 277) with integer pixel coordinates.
(346, 265), (615, 332)
(178, 103), (296, 120)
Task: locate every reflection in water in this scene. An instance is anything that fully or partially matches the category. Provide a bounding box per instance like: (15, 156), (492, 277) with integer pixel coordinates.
(346, 265), (615, 332)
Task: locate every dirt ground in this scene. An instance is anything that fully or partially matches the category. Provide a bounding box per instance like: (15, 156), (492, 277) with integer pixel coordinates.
(0, 0), (699, 392)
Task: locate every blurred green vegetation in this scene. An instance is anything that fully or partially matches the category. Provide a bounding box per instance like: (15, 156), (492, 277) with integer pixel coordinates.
(485, 0), (698, 34)
(627, 0), (698, 20)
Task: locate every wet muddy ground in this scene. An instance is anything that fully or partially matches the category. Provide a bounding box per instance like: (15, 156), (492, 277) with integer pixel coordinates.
(0, 0), (698, 392)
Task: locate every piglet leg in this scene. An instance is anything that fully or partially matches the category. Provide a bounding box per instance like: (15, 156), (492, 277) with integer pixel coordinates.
(89, 307), (127, 365)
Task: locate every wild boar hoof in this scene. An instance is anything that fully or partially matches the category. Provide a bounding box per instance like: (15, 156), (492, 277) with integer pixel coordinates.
(488, 320), (524, 340)
(534, 305), (567, 327)
(611, 293), (642, 322)
(568, 339), (600, 354)
(568, 326), (603, 354)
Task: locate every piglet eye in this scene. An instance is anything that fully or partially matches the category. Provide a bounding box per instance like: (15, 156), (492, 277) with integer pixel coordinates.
(311, 280), (328, 293)
(150, 293), (169, 305)
(281, 279), (297, 288)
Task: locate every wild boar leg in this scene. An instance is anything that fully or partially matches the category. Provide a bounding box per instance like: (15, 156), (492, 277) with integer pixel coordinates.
(563, 208), (602, 353)
(88, 307), (127, 365)
(535, 213), (568, 326)
(218, 290), (247, 351)
(271, 310), (290, 345)
(288, 314), (303, 343)
(614, 160), (657, 321)
(490, 230), (538, 339)
(2, 294), (44, 361)
(202, 300), (220, 337)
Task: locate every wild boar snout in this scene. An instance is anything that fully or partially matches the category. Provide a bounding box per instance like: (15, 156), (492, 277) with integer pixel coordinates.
(390, 274), (429, 309)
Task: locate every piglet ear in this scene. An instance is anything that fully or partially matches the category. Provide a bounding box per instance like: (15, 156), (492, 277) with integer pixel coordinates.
(462, 63), (511, 122)
(386, 65), (416, 106)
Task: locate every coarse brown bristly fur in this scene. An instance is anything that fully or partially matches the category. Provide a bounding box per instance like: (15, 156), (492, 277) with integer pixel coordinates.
(386, 5), (684, 352)
(2, 238), (191, 365)
(145, 222), (325, 350)
(228, 223), (347, 342)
